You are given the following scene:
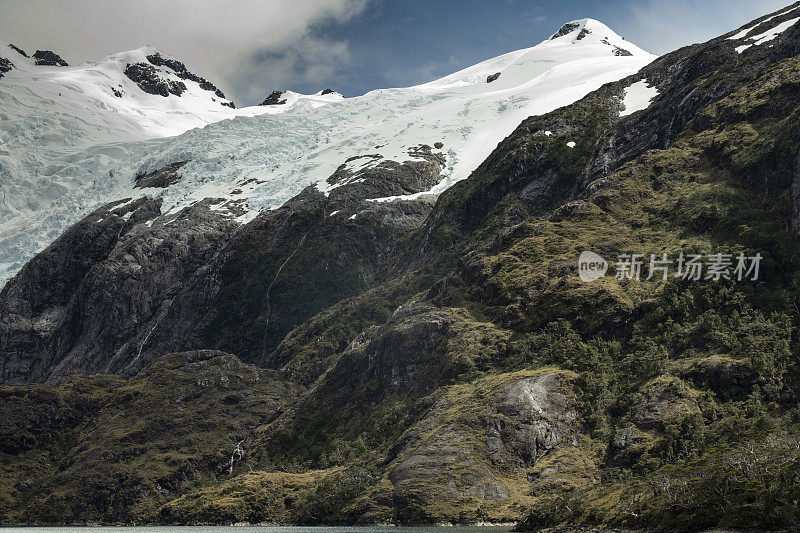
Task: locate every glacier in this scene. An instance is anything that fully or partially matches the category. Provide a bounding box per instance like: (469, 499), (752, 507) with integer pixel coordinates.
(0, 19), (656, 287)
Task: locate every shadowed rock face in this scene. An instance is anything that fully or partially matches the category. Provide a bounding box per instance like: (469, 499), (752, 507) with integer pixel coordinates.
(683, 357), (756, 400)
(0, 197), (238, 384)
(0, 146), (445, 384)
(8, 44), (27, 57)
(132, 149), (445, 371)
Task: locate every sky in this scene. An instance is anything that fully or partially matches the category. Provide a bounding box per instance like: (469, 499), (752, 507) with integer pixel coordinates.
(0, 0), (792, 106)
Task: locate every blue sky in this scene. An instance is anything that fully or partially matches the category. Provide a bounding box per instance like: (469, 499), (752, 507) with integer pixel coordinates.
(272, 0), (790, 99)
(1, 0), (791, 105)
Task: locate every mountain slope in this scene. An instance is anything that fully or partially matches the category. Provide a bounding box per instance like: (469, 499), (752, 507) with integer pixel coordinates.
(0, 43), (342, 284)
(0, 22), (653, 288)
(4, 5), (800, 528)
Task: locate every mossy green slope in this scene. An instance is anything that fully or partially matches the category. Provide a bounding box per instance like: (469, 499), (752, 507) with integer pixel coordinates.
(4, 4), (800, 528)
(0, 351), (300, 524)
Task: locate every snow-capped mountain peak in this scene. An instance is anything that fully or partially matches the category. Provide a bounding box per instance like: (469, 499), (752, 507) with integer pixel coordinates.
(0, 42), (246, 142)
(545, 18), (649, 56)
(0, 20), (656, 286)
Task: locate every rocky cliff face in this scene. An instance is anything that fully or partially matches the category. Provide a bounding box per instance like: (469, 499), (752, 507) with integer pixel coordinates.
(0, 146), (444, 383)
(3, 4), (800, 529)
(0, 198), (237, 384)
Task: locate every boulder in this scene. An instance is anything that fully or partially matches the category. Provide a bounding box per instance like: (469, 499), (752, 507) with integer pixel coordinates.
(487, 372), (579, 466)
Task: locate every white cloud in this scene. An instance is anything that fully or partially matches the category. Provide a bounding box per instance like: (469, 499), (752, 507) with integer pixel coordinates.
(0, 0), (371, 104)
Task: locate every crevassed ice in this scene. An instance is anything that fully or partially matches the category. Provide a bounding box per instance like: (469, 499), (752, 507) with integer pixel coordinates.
(0, 21), (656, 287)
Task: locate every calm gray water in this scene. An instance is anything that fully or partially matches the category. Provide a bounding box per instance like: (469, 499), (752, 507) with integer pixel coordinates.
(0, 526), (511, 533)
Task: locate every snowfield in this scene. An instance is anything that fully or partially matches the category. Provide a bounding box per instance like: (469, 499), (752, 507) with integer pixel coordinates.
(0, 19), (655, 287)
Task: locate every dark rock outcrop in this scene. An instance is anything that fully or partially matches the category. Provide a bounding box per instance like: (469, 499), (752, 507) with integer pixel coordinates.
(612, 45), (633, 56)
(0, 196), (238, 384)
(146, 52), (227, 99)
(32, 50), (68, 67)
(134, 160), (189, 189)
(321, 88), (337, 95)
(124, 62), (187, 97)
(630, 378), (699, 431)
(8, 43), (27, 57)
(260, 90), (287, 105)
(608, 425), (652, 467)
(326, 145), (445, 205)
(487, 72), (501, 83)
(550, 22), (581, 39)
(0, 57), (12, 78)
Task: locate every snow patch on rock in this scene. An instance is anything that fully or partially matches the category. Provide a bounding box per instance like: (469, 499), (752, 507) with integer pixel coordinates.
(727, 6), (798, 40)
(734, 17), (800, 53)
(619, 79), (659, 117)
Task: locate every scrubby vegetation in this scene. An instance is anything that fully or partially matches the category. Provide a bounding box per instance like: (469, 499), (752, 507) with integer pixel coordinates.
(4, 6), (800, 528)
